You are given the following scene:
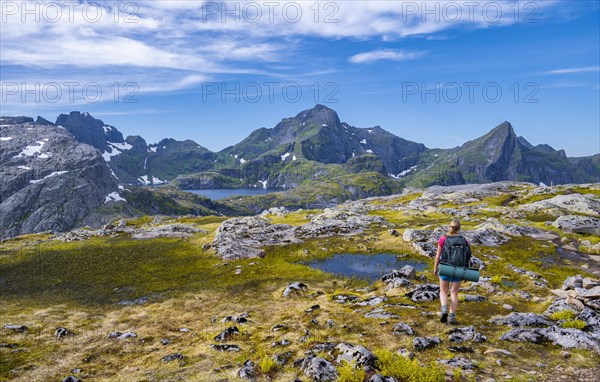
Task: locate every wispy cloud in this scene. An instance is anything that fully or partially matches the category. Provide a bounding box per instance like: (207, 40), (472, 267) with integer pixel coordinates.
(349, 49), (426, 64)
(546, 66), (600, 74)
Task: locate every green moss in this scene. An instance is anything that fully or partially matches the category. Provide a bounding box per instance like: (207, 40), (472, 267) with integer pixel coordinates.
(374, 349), (445, 382)
(561, 320), (586, 330)
(550, 310), (576, 321)
(337, 361), (365, 382)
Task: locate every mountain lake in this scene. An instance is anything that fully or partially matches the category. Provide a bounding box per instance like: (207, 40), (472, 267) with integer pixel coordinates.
(186, 188), (282, 200)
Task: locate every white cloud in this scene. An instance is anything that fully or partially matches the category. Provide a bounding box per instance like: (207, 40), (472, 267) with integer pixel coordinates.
(546, 66), (600, 74)
(349, 49), (426, 64)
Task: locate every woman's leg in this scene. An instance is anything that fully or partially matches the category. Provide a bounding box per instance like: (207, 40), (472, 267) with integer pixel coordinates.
(449, 281), (462, 313)
(439, 278), (450, 307)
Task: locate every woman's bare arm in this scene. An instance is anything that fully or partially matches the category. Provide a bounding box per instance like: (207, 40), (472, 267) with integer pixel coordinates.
(433, 244), (442, 275)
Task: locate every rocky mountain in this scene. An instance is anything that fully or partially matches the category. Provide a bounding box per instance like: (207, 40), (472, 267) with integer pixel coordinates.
(0, 116), (238, 239)
(0, 116), (120, 238)
(1, 106), (597, 238)
(403, 121), (599, 187)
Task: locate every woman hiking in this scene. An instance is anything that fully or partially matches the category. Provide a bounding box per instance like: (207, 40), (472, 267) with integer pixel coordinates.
(433, 219), (470, 324)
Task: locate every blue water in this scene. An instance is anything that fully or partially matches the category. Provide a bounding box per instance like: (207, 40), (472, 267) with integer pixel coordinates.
(186, 188), (281, 200)
(305, 253), (428, 282)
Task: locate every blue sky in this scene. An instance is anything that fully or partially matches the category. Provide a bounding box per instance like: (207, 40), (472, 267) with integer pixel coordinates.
(1, 0), (599, 156)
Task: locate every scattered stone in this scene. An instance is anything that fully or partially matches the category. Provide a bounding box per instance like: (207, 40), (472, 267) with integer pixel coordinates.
(305, 304), (321, 313)
(108, 331), (137, 339)
(335, 343), (376, 367)
(274, 351), (294, 366)
(55, 327), (72, 339)
(391, 322), (415, 336)
(0, 343), (18, 349)
(384, 278), (414, 290)
(364, 308), (400, 319)
(238, 360), (256, 381)
(438, 356), (477, 370)
(210, 344), (241, 352)
(284, 282), (308, 297)
(447, 326), (487, 343)
(355, 297), (388, 306)
(560, 351), (571, 358)
(389, 229), (400, 237)
(413, 336), (441, 351)
(3, 324), (27, 333)
(382, 265), (416, 282)
(300, 356), (338, 382)
(214, 326), (239, 342)
(503, 304), (515, 310)
(397, 348), (415, 359)
(489, 313), (552, 327)
(578, 308), (599, 327)
(179, 327), (191, 332)
(272, 339), (291, 347)
(161, 353), (186, 362)
(325, 319), (336, 328)
(272, 323), (287, 332)
(332, 294), (361, 304)
(62, 377), (80, 382)
(222, 313), (249, 324)
(160, 338), (170, 345)
(463, 295), (486, 302)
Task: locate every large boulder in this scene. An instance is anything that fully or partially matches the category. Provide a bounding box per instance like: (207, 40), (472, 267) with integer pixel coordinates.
(552, 215), (600, 235)
(489, 313), (553, 327)
(334, 343), (376, 367)
(500, 326), (600, 354)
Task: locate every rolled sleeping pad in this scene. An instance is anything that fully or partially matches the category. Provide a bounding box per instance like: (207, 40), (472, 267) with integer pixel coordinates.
(439, 263), (480, 282)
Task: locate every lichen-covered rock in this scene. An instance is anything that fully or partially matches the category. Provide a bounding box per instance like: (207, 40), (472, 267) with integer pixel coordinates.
(489, 313), (553, 327)
(500, 326), (600, 354)
(355, 296), (388, 306)
(544, 298), (585, 316)
(364, 309), (400, 319)
(518, 194), (600, 217)
(406, 284), (440, 302)
(447, 326), (487, 343)
(131, 224), (207, 239)
(392, 322), (415, 336)
(301, 356), (338, 382)
(161, 353), (186, 362)
(381, 265), (415, 282)
(563, 275), (584, 290)
(413, 336), (441, 351)
(210, 344), (241, 352)
(438, 356), (478, 370)
(108, 331), (137, 339)
(335, 343), (376, 367)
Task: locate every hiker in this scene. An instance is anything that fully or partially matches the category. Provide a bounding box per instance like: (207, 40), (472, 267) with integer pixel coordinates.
(433, 218), (471, 324)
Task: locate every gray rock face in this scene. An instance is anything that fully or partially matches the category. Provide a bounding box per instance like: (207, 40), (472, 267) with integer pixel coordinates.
(212, 210), (385, 260)
(131, 224), (207, 239)
(563, 275), (584, 290)
(381, 266), (416, 282)
(210, 344), (241, 352)
(476, 218), (558, 241)
(301, 356), (338, 382)
(3, 324), (27, 333)
(447, 326), (487, 343)
(544, 298), (584, 316)
(500, 326), (600, 354)
(161, 353), (186, 362)
(552, 215), (600, 235)
(335, 343), (376, 367)
(438, 356), (478, 370)
(108, 331), (137, 339)
(392, 322), (415, 336)
(212, 216), (297, 260)
(489, 313), (553, 327)
(519, 194), (600, 217)
(413, 336), (441, 351)
(55, 327), (72, 339)
(0, 120), (120, 239)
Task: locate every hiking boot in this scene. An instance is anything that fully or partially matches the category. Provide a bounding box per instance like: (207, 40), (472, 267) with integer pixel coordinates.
(440, 305), (448, 323)
(448, 313), (457, 325)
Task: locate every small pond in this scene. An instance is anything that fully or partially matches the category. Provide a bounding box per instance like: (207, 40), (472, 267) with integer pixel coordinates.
(304, 253), (428, 282)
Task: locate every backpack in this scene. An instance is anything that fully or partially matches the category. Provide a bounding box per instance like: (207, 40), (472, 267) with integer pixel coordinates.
(441, 235), (472, 268)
